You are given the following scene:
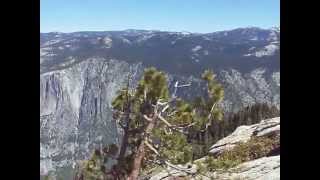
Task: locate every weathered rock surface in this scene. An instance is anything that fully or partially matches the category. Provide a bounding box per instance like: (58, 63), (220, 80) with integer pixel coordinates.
(209, 117), (280, 156)
(198, 155), (280, 180)
(149, 156), (280, 180)
(204, 155), (280, 180)
(148, 164), (197, 180)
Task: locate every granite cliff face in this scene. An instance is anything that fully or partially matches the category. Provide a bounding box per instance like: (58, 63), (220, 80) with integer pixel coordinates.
(40, 27), (279, 177)
(40, 58), (143, 175)
(219, 68), (280, 112)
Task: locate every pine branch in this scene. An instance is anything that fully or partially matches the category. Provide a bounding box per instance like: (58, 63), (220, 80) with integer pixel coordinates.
(157, 99), (168, 106)
(144, 141), (197, 178)
(157, 109), (198, 134)
(157, 114), (173, 127)
(143, 114), (153, 122)
(144, 140), (160, 155)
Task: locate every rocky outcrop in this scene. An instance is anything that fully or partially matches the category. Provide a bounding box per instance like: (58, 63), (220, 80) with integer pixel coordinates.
(208, 155), (280, 180)
(148, 164), (197, 180)
(149, 156), (280, 180)
(209, 117), (280, 156)
(149, 117), (280, 180)
(204, 155), (280, 180)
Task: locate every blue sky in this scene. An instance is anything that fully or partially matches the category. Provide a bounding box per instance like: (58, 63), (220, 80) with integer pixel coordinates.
(41, 0), (279, 33)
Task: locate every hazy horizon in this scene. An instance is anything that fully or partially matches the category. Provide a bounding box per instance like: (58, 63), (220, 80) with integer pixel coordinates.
(41, 0), (279, 33)
(40, 25), (280, 34)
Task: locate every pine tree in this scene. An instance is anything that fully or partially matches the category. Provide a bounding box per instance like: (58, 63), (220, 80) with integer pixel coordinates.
(77, 68), (228, 180)
(187, 70), (225, 159)
(75, 68), (226, 179)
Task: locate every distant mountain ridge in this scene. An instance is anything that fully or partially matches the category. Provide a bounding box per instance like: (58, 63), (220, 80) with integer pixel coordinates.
(40, 26), (279, 75)
(41, 26), (279, 35)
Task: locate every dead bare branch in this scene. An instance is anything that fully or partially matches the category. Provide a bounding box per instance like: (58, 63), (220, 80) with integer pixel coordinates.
(161, 104), (170, 113)
(143, 114), (153, 122)
(174, 122), (197, 129)
(176, 83), (192, 88)
(167, 111), (177, 117)
(157, 114), (173, 127)
(207, 102), (217, 120)
(163, 161), (196, 175)
(118, 122), (126, 129)
(157, 112), (196, 134)
(172, 81), (191, 99)
(144, 89), (147, 100)
(144, 140), (160, 155)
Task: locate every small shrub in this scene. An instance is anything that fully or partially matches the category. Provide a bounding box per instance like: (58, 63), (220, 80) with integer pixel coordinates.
(195, 161), (207, 174)
(205, 156), (241, 171)
(204, 136), (279, 171)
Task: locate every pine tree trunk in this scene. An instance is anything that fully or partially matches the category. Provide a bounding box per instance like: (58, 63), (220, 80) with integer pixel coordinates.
(127, 114), (157, 180)
(118, 125), (130, 164)
(118, 78), (132, 163)
(118, 112), (131, 161)
(126, 139), (146, 180)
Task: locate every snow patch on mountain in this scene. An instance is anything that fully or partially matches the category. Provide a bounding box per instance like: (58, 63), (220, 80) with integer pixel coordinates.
(244, 44), (279, 58)
(40, 48), (49, 56)
(136, 34), (155, 43)
(255, 44), (279, 57)
(121, 37), (131, 44)
(250, 36), (258, 41)
(43, 39), (64, 46)
(272, 72), (280, 86)
(171, 37), (183, 45)
(268, 31), (279, 41)
(103, 37), (112, 48)
(180, 31), (192, 36)
(191, 45), (202, 52)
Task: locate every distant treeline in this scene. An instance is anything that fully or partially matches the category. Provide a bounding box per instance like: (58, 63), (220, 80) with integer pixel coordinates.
(190, 103), (280, 159)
